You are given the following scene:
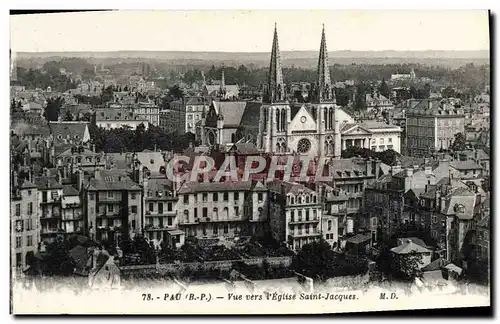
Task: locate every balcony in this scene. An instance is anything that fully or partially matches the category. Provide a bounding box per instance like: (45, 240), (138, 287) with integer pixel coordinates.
(41, 212), (61, 219)
(288, 231), (322, 239)
(41, 228), (63, 235)
(144, 225), (172, 231)
(98, 197), (123, 203)
(289, 218), (320, 225)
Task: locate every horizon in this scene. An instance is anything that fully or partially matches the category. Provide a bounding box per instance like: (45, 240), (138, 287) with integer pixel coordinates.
(10, 10), (490, 53)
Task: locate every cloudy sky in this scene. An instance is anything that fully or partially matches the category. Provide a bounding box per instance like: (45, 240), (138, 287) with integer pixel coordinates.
(10, 10), (490, 52)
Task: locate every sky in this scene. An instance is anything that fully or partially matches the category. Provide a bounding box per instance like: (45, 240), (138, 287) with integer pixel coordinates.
(10, 10), (490, 52)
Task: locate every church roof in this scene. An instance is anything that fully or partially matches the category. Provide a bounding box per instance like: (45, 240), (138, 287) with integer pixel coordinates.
(212, 101), (248, 127)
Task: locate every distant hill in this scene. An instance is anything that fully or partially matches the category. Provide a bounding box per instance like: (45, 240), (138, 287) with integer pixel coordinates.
(15, 50), (490, 69)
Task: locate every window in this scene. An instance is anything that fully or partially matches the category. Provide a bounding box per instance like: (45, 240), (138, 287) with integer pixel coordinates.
(89, 193), (95, 201)
(132, 220), (136, 230)
(290, 210), (295, 222)
(202, 193), (208, 202)
(313, 209), (317, 220)
(27, 235), (33, 247)
(194, 208), (198, 219)
(167, 217), (172, 226)
(306, 196), (310, 203)
(15, 204), (20, 217)
(305, 209), (310, 221)
(298, 210), (303, 221)
(149, 203), (154, 212)
(328, 220), (332, 231)
(16, 237), (22, 248)
(234, 192), (239, 201)
(213, 193), (218, 201)
(223, 192), (228, 201)
(131, 206), (137, 213)
(380, 138), (384, 144)
(258, 193), (263, 202)
(234, 207), (239, 216)
(372, 218), (377, 227)
(184, 210), (189, 222)
(131, 192), (136, 200)
(158, 203), (163, 214)
(203, 208), (208, 218)
(224, 224), (229, 234)
(26, 219), (33, 231)
(183, 195), (189, 204)
(28, 190), (32, 196)
(433, 216), (437, 224)
(213, 225), (218, 235)
(388, 138), (392, 143)
(168, 203), (172, 212)
(108, 191), (113, 198)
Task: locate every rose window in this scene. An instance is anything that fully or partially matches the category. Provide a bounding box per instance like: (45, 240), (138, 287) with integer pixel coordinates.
(297, 138), (311, 154)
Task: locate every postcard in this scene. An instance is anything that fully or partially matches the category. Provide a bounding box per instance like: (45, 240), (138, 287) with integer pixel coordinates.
(9, 9), (491, 315)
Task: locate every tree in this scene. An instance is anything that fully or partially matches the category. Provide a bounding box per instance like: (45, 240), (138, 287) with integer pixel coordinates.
(294, 239), (337, 281)
(43, 236), (75, 276)
(378, 78), (390, 98)
(391, 251), (424, 281)
(442, 86), (456, 98)
(451, 132), (467, 151)
(43, 97), (64, 121)
(169, 85), (185, 100)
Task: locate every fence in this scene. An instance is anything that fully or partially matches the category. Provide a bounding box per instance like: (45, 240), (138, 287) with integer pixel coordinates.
(120, 256), (293, 276)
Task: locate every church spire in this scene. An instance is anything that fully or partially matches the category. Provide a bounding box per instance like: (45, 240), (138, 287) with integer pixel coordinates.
(316, 24), (333, 103)
(266, 23), (285, 103)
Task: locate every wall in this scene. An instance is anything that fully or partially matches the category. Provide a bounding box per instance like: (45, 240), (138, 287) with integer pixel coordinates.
(120, 256), (293, 276)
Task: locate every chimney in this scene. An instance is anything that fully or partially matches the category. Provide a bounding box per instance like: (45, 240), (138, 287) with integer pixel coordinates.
(391, 164), (401, 175)
(374, 158), (381, 179)
(366, 158), (372, 176)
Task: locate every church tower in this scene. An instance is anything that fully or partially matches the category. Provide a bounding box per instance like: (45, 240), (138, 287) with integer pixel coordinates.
(312, 25), (340, 158)
(258, 24), (290, 154)
(265, 23), (286, 104)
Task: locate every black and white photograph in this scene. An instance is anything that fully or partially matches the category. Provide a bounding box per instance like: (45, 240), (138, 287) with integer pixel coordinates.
(9, 9), (491, 314)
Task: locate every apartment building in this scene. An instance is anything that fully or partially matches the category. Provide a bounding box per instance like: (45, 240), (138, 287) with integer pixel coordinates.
(267, 180), (323, 251)
(143, 177), (180, 248)
(176, 180), (268, 240)
(11, 173), (39, 270)
(61, 185), (84, 235)
(83, 169), (143, 244)
(406, 99), (465, 156)
(33, 172), (64, 244)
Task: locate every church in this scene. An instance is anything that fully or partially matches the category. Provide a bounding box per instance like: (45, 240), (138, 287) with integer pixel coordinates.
(199, 25), (402, 156)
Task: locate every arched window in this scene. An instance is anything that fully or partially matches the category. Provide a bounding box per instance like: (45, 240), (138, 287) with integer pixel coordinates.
(291, 196), (295, 204)
(313, 195), (317, 203)
(223, 207), (229, 220)
(276, 109), (281, 132)
(328, 108), (334, 130)
(280, 109), (286, 132)
(306, 196), (310, 203)
(324, 109), (328, 130)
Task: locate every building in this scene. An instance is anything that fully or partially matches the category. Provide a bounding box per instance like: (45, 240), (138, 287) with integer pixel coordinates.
(11, 173), (39, 270)
(256, 25), (342, 158)
(340, 121), (402, 153)
(83, 169), (143, 244)
(449, 160), (484, 180)
(365, 92), (394, 113)
(33, 171), (64, 244)
(406, 99), (465, 156)
(61, 185), (84, 235)
(49, 121), (91, 145)
(390, 238), (432, 269)
(94, 108), (149, 130)
(320, 184), (347, 249)
(162, 97), (210, 135)
(176, 180), (268, 240)
(143, 177), (180, 248)
(200, 100), (248, 145)
(391, 68), (416, 81)
(267, 180), (323, 251)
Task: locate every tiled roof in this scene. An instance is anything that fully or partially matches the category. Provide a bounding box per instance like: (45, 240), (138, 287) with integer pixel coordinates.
(390, 240), (431, 254)
(230, 143), (259, 155)
(212, 101), (248, 127)
(178, 180), (265, 194)
(346, 233), (371, 244)
(86, 171), (141, 191)
(49, 121), (88, 139)
(63, 185), (79, 196)
(33, 176), (63, 190)
(361, 120), (400, 130)
(95, 108), (147, 122)
(450, 160), (483, 170)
